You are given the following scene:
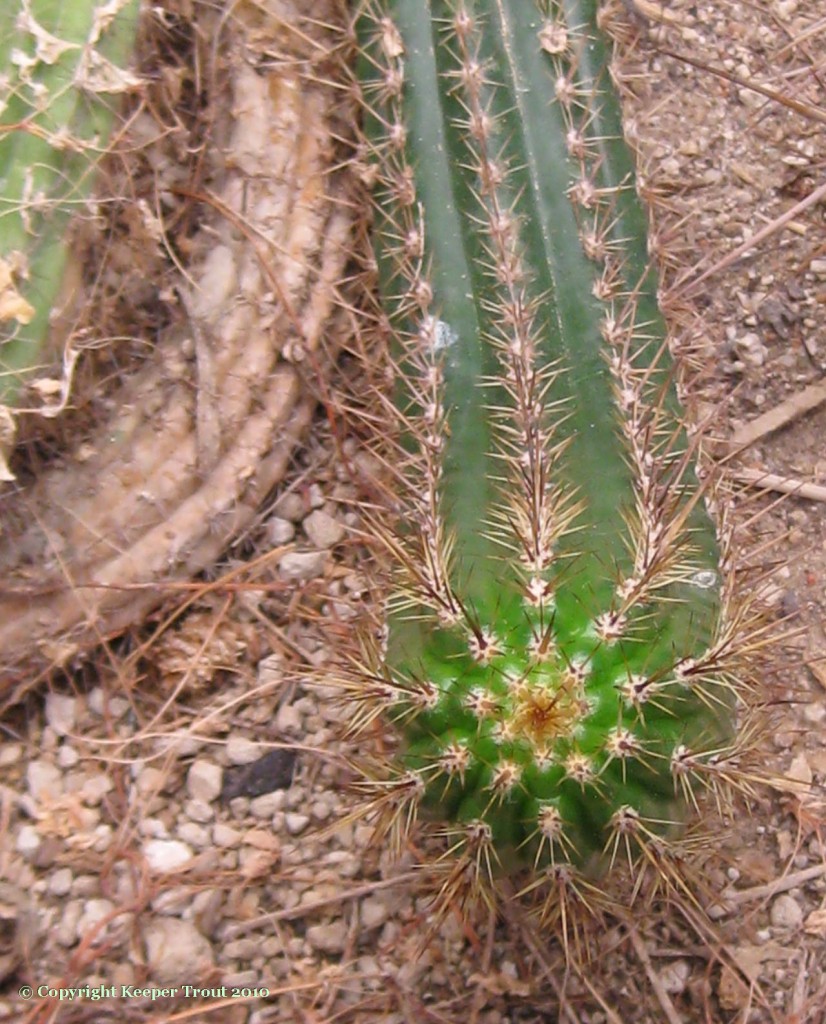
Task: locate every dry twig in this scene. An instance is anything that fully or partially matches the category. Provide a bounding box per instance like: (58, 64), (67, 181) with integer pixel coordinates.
(729, 380), (826, 450)
(730, 468), (826, 504)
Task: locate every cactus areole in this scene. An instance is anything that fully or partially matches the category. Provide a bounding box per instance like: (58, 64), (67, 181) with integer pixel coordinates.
(350, 0), (751, 889)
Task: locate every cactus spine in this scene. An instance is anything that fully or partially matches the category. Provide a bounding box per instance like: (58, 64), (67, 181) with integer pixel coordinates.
(0, 0), (141, 417)
(346, 0), (767, 923)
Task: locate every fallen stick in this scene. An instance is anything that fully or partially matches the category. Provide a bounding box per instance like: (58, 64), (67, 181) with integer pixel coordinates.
(730, 381), (826, 450)
(731, 468), (826, 503)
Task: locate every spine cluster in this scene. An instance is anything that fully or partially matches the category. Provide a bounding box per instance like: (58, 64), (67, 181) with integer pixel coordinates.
(343, 0), (768, 922)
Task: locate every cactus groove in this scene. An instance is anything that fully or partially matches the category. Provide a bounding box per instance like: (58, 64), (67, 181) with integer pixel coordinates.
(345, 0), (766, 913)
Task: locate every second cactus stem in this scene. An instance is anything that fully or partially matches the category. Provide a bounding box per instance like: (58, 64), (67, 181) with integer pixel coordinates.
(0, 0), (140, 412)
(343, 0), (768, 924)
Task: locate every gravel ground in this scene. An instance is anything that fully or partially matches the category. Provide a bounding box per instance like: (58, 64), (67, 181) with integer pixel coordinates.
(2, 1), (826, 1023)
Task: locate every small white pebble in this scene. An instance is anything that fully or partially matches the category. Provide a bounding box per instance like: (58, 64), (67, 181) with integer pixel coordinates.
(178, 822), (211, 848)
(139, 817), (170, 839)
(303, 509), (345, 549)
(285, 812), (310, 836)
(45, 693), (78, 736)
(213, 823), (242, 848)
(225, 736), (261, 766)
(87, 687), (129, 719)
(77, 899), (116, 938)
(142, 839), (193, 873)
(0, 744), (23, 767)
(27, 759), (63, 801)
(187, 759), (223, 803)
(57, 900), (84, 947)
(659, 959), (690, 995)
(278, 550), (327, 581)
(134, 766), (166, 797)
(770, 893), (803, 929)
(249, 792), (283, 818)
(360, 896), (389, 931)
(92, 825), (114, 853)
(16, 825), (42, 860)
(275, 703), (302, 734)
(306, 921), (348, 955)
(49, 868), (74, 897)
(184, 799), (214, 823)
(267, 516), (296, 545)
(82, 774), (114, 805)
(56, 744), (80, 769)
(143, 917), (214, 983)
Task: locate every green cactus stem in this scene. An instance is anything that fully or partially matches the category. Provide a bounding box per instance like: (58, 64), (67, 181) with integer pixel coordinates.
(0, 0), (141, 413)
(344, 0), (767, 917)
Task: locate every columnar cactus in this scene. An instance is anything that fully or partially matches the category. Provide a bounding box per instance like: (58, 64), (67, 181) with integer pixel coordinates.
(344, 0), (768, 926)
(0, 0), (140, 415)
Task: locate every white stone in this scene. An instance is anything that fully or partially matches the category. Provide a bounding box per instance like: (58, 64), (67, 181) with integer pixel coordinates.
(16, 824), (42, 860)
(285, 813), (310, 836)
(87, 687), (130, 719)
(71, 874), (100, 898)
(134, 766), (166, 799)
(303, 509), (345, 549)
(735, 332), (768, 367)
(184, 799), (214, 823)
(92, 825), (114, 852)
(143, 917), (214, 984)
(81, 774), (113, 805)
(139, 817), (170, 839)
(0, 744), (23, 767)
(278, 550), (326, 581)
(142, 839), (193, 873)
(57, 744), (80, 769)
(224, 970), (259, 988)
(77, 899), (116, 939)
(212, 823), (242, 848)
(57, 900), (84, 946)
(26, 759), (63, 801)
(659, 959), (691, 995)
(45, 693), (77, 736)
(360, 896), (389, 931)
(49, 867), (74, 897)
(189, 888), (223, 931)
(151, 886), (193, 916)
(178, 822), (210, 848)
(770, 893), (803, 929)
(250, 792), (282, 818)
(273, 493), (305, 522)
(275, 703), (302, 734)
(267, 517), (295, 545)
(225, 736), (261, 765)
(306, 920), (348, 954)
(187, 759), (223, 803)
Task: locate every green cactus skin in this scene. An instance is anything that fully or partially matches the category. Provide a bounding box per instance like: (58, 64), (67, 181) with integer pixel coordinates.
(0, 0), (141, 410)
(347, 0), (765, 912)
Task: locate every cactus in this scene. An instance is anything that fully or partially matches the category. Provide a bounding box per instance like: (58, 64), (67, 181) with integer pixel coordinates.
(342, 0), (772, 932)
(0, 0), (141, 420)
